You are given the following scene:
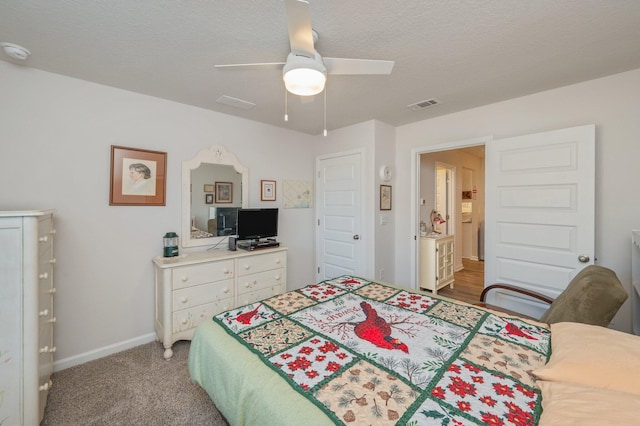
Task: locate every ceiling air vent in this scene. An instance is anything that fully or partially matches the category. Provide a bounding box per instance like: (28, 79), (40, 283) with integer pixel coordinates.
(408, 98), (440, 111)
(216, 95), (256, 110)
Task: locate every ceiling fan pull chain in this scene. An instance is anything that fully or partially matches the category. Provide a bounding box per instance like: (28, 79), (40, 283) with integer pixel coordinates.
(323, 85), (327, 137)
(284, 88), (289, 122)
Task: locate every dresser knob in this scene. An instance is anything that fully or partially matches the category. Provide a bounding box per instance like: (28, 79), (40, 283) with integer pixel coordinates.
(47, 317), (57, 324)
(244, 282), (250, 288)
(39, 309), (49, 317)
(181, 297), (188, 304)
(51, 346), (57, 352)
(223, 287), (229, 293)
(275, 275), (281, 280)
(181, 276), (188, 282)
(39, 272), (49, 279)
(39, 235), (49, 243)
(275, 259), (281, 264)
(49, 288), (56, 294)
(243, 264), (250, 270)
(50, 229), (57, 234)
(39, 381), (51, 392)
(49, 258), (57, 264)
(181, 318), (188, 325)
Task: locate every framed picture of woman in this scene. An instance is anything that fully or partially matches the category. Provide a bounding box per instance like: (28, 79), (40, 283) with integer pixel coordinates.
(109, 145), (167, 206)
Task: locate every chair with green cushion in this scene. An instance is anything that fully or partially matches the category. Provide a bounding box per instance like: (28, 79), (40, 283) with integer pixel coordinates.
(478, 265), (628, 327)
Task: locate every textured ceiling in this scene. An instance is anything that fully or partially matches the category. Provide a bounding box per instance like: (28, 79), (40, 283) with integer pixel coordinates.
(2, 1), (640, 135)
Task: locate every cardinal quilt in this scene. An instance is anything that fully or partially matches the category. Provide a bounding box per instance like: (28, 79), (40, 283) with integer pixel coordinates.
(214, 276), (550, 425)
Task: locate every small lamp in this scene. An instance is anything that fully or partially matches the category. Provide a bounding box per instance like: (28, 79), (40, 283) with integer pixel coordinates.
(430, 210), (446, 233)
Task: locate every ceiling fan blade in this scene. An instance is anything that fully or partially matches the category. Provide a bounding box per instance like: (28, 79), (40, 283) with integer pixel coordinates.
(285, 0), (315, 58)
(214, 62), (285, 71)
(324, 58), (395, 75)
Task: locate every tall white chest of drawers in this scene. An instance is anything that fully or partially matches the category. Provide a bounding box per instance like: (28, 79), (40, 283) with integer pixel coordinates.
(153, 247), (286, 359)
(0, 210), (56, 426)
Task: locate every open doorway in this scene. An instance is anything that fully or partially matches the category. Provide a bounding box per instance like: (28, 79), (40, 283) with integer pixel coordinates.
(416, 145), (485, 302)
(435, 163), (455, 235)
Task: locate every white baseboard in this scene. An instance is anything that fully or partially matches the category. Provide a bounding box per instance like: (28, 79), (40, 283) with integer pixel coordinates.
(53, 332), (157, 372)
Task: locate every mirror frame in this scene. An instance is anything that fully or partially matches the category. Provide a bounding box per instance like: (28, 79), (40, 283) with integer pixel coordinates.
(182, 144), (249, 248)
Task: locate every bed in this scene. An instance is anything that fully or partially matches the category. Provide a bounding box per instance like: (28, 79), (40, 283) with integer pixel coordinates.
(189, 275), (640, 425)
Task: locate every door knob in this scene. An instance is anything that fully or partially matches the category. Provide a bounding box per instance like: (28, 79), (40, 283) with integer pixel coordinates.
(578, 255), (590, 263)
(353, 235), (360, 240)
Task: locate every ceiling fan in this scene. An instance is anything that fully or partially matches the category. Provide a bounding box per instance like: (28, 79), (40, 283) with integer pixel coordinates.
(214, 0), (395, 97)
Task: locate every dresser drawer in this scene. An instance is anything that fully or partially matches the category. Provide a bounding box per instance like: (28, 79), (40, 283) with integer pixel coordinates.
(172, 298), (234, 333)
(173, 279), (234, 310)
(237, 284), (285, 306)
(237, 267), (284, 295)
(237, 251), (285, 277)
(171, 259), (234, 290)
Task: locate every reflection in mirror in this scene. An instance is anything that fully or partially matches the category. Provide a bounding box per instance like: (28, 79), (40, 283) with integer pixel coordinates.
(182, 145), (248, 248)
(190, 164), (241, 237)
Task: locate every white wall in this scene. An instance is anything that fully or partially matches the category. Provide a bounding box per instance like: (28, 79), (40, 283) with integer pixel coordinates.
(395, 68), (640, 333)
(0, 62), (317, 367)
(373, 121), (396, 283)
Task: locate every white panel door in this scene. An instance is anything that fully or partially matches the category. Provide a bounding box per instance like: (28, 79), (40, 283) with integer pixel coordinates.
(316, 152), (363, 280)
(484, 125), (595, 318)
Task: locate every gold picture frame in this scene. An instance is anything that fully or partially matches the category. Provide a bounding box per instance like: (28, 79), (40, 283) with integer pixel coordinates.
(380, 185), (392, 210)
(215, 181), (233, 203)
(261, 180), (276, 201)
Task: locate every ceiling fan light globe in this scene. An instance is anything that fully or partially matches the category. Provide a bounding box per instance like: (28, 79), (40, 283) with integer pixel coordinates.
(283, 67), (326, 96)
(282, 52), (327, 96)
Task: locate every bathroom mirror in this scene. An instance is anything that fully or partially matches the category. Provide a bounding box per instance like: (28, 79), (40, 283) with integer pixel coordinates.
(182, 144), (248, 248)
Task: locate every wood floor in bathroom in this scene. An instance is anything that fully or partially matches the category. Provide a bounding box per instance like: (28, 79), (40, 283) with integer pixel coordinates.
(437, 258), (484, 305)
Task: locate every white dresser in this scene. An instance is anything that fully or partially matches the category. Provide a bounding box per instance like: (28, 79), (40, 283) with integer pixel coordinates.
(420, 234), (454, 294)
(153, 247), (287, 358)
(0, 210), (56, 426)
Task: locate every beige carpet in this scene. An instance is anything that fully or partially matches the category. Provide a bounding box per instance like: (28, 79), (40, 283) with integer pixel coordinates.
(42, 340), (229, 426)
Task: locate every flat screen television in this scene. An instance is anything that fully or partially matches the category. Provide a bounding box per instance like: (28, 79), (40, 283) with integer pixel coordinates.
(236, 208), (278, 241)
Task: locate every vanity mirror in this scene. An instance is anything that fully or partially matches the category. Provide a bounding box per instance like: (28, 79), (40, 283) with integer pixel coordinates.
(182, 145), (248, 248)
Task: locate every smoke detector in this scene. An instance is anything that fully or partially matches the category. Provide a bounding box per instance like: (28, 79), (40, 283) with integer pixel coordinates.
(1, 42), (31, 61)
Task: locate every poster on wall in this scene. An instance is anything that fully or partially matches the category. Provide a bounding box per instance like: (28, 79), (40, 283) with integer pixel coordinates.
(109, 145), (167, 206)
(283, 180), (312, 208)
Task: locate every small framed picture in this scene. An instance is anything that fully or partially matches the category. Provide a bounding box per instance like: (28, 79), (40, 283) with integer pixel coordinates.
(215, 182), (233, 203)
(204, 184), (215, 193)
(380, 185), (392, 210)
(261, 180), (276, 201)
(109, 145), (167, 206)
(205, 194), (214, 204)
